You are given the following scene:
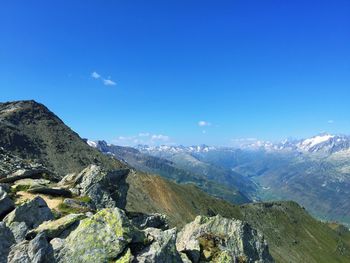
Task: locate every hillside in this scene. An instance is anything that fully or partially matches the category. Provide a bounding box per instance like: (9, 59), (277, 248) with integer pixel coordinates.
(0, 100), (124, 177)
(0, 100), (349, 262)
(90, 141), (251, 204)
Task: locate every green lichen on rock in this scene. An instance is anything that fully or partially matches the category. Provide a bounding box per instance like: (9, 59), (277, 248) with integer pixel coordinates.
(60, 207), (144, 263)
(116, 248), (133, 263)
(26, 213), (85, 239)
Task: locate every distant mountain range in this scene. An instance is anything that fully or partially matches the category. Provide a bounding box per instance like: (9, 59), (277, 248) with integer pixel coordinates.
(89, 133), (350, 226)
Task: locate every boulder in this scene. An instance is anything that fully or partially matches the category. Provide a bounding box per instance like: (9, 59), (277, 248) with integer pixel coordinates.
(62, 198), (94, 211)
(11, 179), (51, 192)
(136, 227), (182, 263)
(70, 165), (130, 209)
(129, 212), (169, 230)
(27, 186), (72, 197)
(0, 168), (51, 184)
(176, 215), (274, 263)
(26, 213), (85, 240)
(9, 221), (29, 243)
(4, 196), (54, 229)
(0, 222), (15, 263)
(0, 185), (15, 219)
(8, 233), (54, 263)
(59, 207), (144, 263)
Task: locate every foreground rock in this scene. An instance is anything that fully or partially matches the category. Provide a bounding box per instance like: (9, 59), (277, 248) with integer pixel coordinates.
(4, 196), (54, 243)
(8, 233), (54, 263)
(136, 227), (182, 262)
(4, 196), (54, 229)
(176, 215), (274, 263)
(59, 165), (130, 209)
(0, 222), (15, 263)
(26, 213), (85, 240)
(0, 168), (51, 184)
(27, 186), (72, 197)
(0, 185), (15, 219)
(58, 207), (145, 263)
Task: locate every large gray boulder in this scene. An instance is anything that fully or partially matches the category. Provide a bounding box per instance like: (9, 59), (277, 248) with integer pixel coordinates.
(58, 207), (144, 263)
(0, 185), (14, 219)
(0, 222), (15, 263)
(136, 227), (182, 263)
(59, 165), (129, 209)
(4, 196), (54, 243)
(176, 215), (274, 263)
(4, 196), (54, 229)
(7, 233), (54, 263)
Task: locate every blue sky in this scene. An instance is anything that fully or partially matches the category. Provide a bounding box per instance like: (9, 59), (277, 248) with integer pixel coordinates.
(1, 1), (349, 146)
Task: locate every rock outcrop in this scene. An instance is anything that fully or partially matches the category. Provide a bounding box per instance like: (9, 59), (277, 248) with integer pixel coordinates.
(176, 215), (274, 263)
(0, 222), (15, 263)
(57, 207), (145, 263)
(0, 185), (14, 219)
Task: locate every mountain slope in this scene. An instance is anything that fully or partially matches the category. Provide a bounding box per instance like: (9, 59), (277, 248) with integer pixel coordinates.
(90, 141), (250, 204)
(0, 100), (124, 177)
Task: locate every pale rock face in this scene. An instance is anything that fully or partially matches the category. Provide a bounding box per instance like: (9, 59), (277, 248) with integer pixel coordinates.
(176, 215), (274, 263)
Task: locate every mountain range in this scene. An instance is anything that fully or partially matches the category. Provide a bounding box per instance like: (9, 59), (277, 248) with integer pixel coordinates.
(0, 100), (350, 262)
(89, 133), (350, 227)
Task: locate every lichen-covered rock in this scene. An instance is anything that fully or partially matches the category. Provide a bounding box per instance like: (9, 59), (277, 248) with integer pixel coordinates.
(136, 227), (182, 263)
(58, 207), (144, 263)
(0, 185), (14, 219)
(11, 178), (51, 192)
(176, 215), (274, 263)
(8, 233), (54, 263)
(4, 196), (54, 229)
(26, 213), (86, 240)
(0, 222), (15, 263)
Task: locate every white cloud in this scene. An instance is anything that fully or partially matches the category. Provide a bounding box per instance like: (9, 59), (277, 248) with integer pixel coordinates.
(198, 121), (211, 127)
(103, 79), (116, 86)
(112, 133), (171, 146)
(151, 134), (169, 141)
(328, 120), (334, 124)
(91, 71), (101, 79)
(91, 71), (116, 87)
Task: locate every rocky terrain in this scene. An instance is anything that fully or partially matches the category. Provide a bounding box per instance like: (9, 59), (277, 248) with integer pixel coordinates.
(0, 100), (350, 262)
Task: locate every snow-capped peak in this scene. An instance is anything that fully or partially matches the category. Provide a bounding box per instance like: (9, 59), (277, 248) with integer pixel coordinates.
(87, 140), (98, 148)
(299, 134), (334, 149)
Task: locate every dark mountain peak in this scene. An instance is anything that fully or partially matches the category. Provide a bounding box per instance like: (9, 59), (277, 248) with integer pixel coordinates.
(0, 100), (124, 177)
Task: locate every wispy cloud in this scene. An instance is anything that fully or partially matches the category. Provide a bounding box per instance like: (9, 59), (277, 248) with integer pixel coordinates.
(103, 79), (116, 86)
(327, 120), (334, 124)
(91, 71), (101, 79)
(91, 71), (116, 87)
(112, 132), (172, 146)
(198, 121), (211, 127)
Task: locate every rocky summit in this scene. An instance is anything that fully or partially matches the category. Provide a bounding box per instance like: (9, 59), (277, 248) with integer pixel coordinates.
(0, 100), (349, 263)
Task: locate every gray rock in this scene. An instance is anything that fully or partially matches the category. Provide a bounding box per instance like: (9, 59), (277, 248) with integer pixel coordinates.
(26, 213), (85, 240)
(59, 207), (144, 263)
(0, 168), (50, 184)
(8, 221), (29, 243)
(0, 186), (15, 219)
(4, 196), (54, 229)
(176, 215), (274, 263)
(0, 222), (15, 263)
(136, 227), (182, 263)
(50, 238), (65, 261)
(62, 198), (94, 211)
(27, 186), (72, 197)
(8, 233), (55, 263)
(73, 165), (130, 209)
(130, 212), (169, 230)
